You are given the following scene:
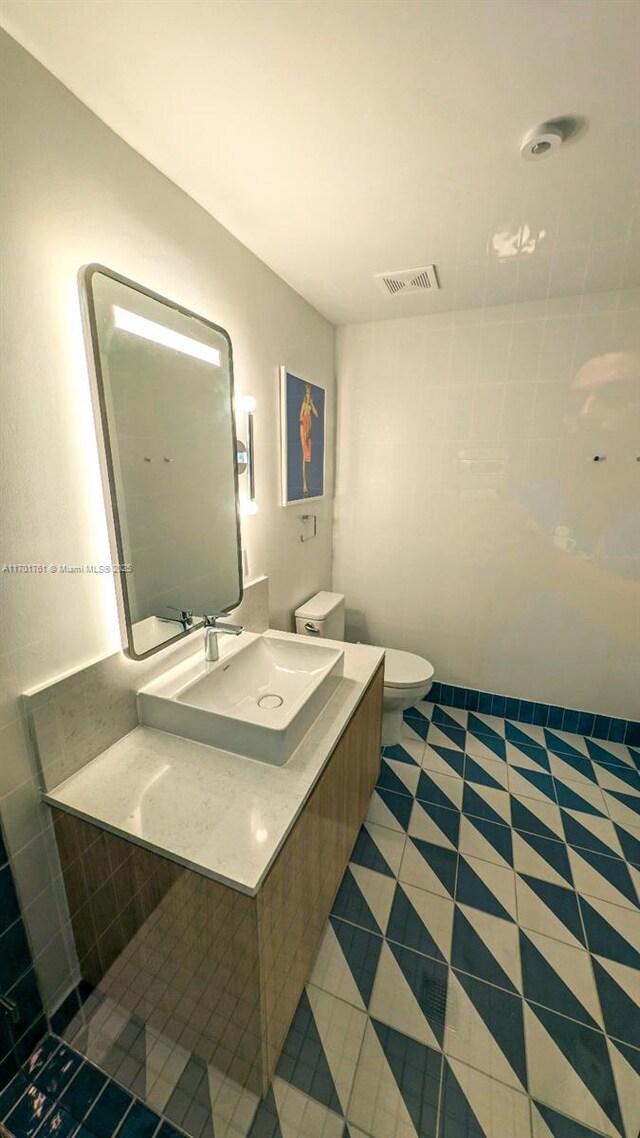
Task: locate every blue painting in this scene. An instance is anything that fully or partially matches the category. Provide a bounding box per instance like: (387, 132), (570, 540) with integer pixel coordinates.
(281, 368), (325, 504)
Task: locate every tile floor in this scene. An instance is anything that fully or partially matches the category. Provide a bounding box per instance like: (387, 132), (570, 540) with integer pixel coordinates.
(1, 700), (639, 1138)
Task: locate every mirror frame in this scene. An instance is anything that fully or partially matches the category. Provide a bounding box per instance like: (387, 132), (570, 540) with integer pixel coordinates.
(81, 263), (244, 660)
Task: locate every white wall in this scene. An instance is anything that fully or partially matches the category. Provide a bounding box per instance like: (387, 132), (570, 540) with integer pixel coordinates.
(0, 31), (334, 1010)
(334, 289), (640, 719)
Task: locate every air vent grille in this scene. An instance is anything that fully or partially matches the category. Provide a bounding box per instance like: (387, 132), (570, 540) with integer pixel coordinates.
(375, 264), (440, 296)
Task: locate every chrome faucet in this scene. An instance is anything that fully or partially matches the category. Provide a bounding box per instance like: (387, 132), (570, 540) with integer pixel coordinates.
(159, 607), (194, 632)
(203, 614), (243, 662)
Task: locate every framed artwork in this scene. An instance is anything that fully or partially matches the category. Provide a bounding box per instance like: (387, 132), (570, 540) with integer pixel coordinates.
(280, 367), (325, 505)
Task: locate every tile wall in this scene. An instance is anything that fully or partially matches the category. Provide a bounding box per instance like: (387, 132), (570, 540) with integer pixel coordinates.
(0, 820), (45, 1091)
(334, 286), (640, 720)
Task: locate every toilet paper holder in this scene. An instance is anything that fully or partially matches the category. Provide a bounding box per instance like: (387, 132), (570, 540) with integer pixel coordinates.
(298, 514), (317, 543)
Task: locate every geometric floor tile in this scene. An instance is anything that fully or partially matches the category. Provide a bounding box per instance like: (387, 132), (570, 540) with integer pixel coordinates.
(591, 955), (640, 1049)
(505, 720), (548, 751)
(547, 750), (597, 786)
(440, 1058), (531, 1138)
(544, 730), (590, 760)
(305, 986), (367, 1117)
(399, 838), (458, 898)
(347, 1019), (427, 1137)
(350, 821), (406, 877)
(384, 740), (426, 767)
(386, 883), (454, 962)
(513, 830), (573, 886)
(371, 1020), (442, 1138)
(506, 739), (551, 772)
(524, 1004), (625, 1137)
(366, 787), (412, 832)
(455, 854), (517, 920)
(462, 784), (511, 826)
(451, 905), (521, 993)
(511, 795), (564, 840)
(464, 733), (507, 763)
(318, 917), (383, 1008)
(347, 864), (397, 933)
(271, 1078), (344, 1138)
(585, 738), (636, 768)
(206, 1068), (260, 1138)
(602, 788), (640, 827)
(11, 701), (638, 1138)
(567, 845), (637, 910)
(428, 724), (467, 754)
(458, 815), (513, 868)
(407, 799), (460, 849)
(531, 1100), (618, 1138)
(466, 716), (507, 761)
(519, 929), (602, 1029)
(578, 893), (640, 969)
(416, 769), (464, 811)
(275, 989), (342, 1114)
(331, 866), (388, 934)
(403, 708), (430, 743)
(515, 875), (585, 949)
(444, 971), (527, 1091)
(614, 820), (640, 865)
(561, 809), (624, 859)
(508, 766), (557, 804)
(421, 744), (465, 779)
(464, 754), (509, 791)
(368, 942), (448, 1049)
(466, 712), (506, 738)
(595, 762), (640, 795)
(309, 920), (372, 1010)
(607, 1037), (640, 1138)
(554, 781), (607, 818)
(379, 756), (421, 797)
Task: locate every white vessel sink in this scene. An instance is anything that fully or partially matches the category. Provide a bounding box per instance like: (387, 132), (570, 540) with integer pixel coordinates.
(138, 631), (344, 764)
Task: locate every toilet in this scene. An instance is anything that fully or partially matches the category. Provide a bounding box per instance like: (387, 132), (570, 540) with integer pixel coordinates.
(294, 592), (434, 745)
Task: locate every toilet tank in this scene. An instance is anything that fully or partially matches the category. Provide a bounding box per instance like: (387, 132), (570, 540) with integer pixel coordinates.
(295, 591), (345, 640)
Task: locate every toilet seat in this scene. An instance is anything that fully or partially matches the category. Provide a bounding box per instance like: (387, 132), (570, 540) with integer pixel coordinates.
(384, 649), (434, 689)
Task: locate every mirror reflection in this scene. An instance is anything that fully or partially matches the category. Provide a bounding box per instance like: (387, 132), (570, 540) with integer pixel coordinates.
(83, 266), (243, 658)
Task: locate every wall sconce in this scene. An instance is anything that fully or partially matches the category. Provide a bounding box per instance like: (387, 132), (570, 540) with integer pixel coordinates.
(237, 394), (257, 509)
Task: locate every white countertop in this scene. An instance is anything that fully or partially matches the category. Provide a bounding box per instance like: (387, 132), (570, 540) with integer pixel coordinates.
(43, 632), (384, 896)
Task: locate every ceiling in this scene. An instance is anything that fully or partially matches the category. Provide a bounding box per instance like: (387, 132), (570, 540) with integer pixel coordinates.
(2, 0), (639, 325)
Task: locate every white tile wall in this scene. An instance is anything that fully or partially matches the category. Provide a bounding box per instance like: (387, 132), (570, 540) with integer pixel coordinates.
(334, 288), (640, 719)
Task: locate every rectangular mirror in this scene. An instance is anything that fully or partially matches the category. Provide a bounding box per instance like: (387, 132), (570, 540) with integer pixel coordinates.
(82, 265), (243, 659)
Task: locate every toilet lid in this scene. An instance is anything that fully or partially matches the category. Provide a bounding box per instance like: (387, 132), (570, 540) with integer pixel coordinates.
(384, 649), (434, 689)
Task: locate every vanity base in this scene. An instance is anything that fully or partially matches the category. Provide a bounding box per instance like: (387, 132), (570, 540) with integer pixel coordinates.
(53, 663), (383, 1096)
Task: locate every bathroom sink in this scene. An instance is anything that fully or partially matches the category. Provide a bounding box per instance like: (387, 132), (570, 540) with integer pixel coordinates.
(138, 631), (344, 764)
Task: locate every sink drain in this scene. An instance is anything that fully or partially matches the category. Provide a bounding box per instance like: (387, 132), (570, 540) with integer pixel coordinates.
(258, 693), (284, 710)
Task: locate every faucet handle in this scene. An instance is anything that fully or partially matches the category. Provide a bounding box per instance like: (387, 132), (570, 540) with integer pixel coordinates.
(168, 607), (193, 624)
(203, 614), (243, 634)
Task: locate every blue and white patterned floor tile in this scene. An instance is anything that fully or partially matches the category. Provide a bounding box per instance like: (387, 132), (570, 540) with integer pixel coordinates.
(2, 700), (639, 1138)
(246, 700), (639, 1138)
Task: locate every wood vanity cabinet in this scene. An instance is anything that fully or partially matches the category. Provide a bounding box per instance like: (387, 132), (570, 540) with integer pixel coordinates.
(53, 661), (383, 1096)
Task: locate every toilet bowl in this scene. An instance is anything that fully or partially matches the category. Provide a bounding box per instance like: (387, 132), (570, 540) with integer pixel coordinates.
(294, 592), (434, 745)
(381, 647), (434, 745)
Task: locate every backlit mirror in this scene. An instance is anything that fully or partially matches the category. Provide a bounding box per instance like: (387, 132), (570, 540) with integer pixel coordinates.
(82, 265), (243, 659)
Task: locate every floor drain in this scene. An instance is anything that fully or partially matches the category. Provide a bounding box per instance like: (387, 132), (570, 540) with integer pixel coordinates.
(422, 976), (448, 1025)
(258, 693), (284, 710)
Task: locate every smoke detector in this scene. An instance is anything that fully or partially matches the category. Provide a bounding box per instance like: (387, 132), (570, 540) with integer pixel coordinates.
(375, 264), (440, 296)
(520, 124), (563, 160)
(519, 116), (585, 161)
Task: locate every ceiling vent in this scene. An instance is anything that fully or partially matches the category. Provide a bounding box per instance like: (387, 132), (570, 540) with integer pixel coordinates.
(375, 264), (440, 296)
